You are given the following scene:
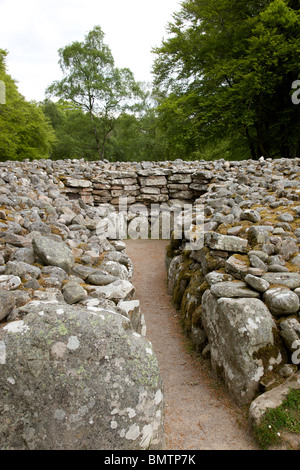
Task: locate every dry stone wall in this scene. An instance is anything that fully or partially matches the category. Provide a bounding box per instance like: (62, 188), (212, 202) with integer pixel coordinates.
(58, 158), (213, 206)
(164, 156), (300, 447)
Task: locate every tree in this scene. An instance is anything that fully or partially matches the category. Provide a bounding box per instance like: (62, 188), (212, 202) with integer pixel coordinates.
(105, 110), (170, 162)
(42, 99), (98, 160)
(46, 26), (143, 160)
(0, 49), (56, 161)
(153, 0), (300, 160)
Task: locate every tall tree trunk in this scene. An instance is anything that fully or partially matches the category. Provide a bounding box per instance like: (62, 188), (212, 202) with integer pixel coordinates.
(245, 128), (257, 160)
(89, 110), (103, 160)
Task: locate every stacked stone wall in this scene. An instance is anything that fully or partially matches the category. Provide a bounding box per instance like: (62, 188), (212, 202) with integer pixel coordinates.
(57, 159), (214, 206)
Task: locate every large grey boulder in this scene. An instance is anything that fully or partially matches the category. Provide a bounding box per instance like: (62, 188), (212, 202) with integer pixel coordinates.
(0, 302), (165, 450)
(32, 236), (74, 273)
(202, 291), (285, 405)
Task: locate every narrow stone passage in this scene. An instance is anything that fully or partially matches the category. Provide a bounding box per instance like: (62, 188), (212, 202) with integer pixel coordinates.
(125, 239), (258, 450)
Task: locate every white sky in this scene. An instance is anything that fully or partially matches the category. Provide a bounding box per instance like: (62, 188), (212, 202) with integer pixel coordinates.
(0, 0), (182, 102)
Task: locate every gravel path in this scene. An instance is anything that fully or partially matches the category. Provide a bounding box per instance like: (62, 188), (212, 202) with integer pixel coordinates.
(125, 239), (258, 450)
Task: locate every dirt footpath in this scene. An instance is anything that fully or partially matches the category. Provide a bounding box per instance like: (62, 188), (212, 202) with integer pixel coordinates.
(125, 239), (258, 450)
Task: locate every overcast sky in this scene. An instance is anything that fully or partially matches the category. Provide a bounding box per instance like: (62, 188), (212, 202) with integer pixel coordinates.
(0, 0), (181, 102)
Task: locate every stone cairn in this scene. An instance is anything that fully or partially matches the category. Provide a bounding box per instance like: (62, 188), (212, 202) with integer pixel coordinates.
(0, 158), (167, 450)
(0, 156), (299, 449)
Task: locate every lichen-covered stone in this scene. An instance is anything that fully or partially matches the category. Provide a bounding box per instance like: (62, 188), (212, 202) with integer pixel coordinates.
(204, 232), (249, 253)
(0, 302), (164, 450)
(210, 281), (260, 299)
(32, 236), (75, 273)
(263, 287), (300, 316)
(202, 292), (285, 405)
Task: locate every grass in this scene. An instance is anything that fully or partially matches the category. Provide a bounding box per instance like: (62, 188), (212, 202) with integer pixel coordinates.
(253, 389), (300, 450)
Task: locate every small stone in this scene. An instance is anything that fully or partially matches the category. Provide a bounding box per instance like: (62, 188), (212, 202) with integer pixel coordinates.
(277, 212), (294, 223)
(227, 226), (243, 236)
(65, 177), (93, 188)
(210, 281), (260, 299)
(87, 271), (118, 286)
(275, 238), (298, 261)
(267, 264), (289, 273)
(279, 317), (300, 351)
(6, 261), (41, 279)
(248, 254), (268, 272)
(90, 280), (135, 302)
(204, 232), (248, 253)
(62, 282), (87, 305)
(0, 290), (16, 321)
(247, 226), (271, 246)
(205, 271), (234, 286)
(23, 279), (40, 290)
(0, 275), (21, 290)
(291, 254), (300, 266)
(248, 250), (269, 262)
(263, 287), (300, 315)
(262, 272), (300, 289)
(240, 209), (261, 223)
(244, 274), (270, 293)
(279, 364), (298, 378)
(225, 255), (250, 279)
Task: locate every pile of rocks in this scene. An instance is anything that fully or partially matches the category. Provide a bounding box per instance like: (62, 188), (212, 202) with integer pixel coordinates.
(165, 157), (300, 443)
(0, 160), (164, 450)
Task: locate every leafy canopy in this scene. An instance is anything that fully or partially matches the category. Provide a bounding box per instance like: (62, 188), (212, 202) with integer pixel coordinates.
(153, 0), (300, 160)
(47, 26), (144, 160)
(0, 49), (56, 161)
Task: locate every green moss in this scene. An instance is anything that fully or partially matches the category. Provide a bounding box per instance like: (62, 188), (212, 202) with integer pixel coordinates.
(179, 271), (206, 333)
(253, 389), (300, 450)
(172, 259), (197, 310)
(253, 328), (287, 374)
(170, 230), (183, 250)
(192, 305), (203, 328)
(165, 244), (174, 260)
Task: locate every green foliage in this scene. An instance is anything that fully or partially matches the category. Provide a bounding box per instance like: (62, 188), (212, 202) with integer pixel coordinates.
(106, 111), (170, 162)
(253, 389), (300, 449)
(42, 99), (99, 160)
(46, 26), (144, 160)
(0, 50), (56, 161)
(153, 0), (300, 160)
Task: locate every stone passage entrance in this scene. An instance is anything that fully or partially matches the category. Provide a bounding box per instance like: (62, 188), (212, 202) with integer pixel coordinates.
(125, 239), (257, 450)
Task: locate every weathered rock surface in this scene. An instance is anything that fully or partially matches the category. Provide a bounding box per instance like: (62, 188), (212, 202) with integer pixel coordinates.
(32, 236), (75, 273)
(0, 302), (164, 450)
(249, 372), (300, 426)
(202, 292), (285, 405)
